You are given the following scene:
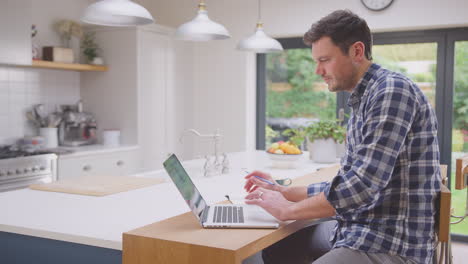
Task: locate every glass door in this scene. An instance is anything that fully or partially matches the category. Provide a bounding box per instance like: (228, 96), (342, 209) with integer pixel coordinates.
(372, 43), (437, 108)
(450, 40), (468, 236)
(264, 49), (337, 147)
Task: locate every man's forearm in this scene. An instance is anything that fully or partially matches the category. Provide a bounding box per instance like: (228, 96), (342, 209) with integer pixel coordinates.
(280, 192), (336, 221)
(280, 186), (308, 202)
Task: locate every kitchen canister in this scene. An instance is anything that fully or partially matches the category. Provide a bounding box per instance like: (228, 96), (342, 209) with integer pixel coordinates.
(39, 127), (58, 148)
(103, 130), (120, 147)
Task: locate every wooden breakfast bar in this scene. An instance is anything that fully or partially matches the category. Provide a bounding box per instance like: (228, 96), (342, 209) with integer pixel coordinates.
(122, 164), (339, 264)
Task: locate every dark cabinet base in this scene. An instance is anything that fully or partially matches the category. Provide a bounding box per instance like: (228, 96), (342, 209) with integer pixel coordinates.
(0, 231), (121, 264)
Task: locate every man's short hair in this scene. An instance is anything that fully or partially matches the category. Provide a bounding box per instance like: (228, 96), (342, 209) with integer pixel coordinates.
(303, 10), (373, 60)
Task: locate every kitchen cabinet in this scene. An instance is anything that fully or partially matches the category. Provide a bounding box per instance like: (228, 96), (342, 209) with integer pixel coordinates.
(0, 0), (32, 65)
(81, 24), (191, 172)
(57, 147), (139, 179)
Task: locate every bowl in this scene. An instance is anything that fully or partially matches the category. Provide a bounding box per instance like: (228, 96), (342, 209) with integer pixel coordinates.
(266, 152), (303, 169)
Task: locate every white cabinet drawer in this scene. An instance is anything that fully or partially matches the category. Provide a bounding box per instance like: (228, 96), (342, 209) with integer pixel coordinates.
(58, 150), (139, 179)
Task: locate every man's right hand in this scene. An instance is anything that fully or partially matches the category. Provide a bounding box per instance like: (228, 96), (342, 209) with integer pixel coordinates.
(244, 170), (286, 194)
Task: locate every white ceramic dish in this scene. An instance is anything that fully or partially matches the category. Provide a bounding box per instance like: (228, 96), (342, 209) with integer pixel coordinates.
(266, 152), (303, 169)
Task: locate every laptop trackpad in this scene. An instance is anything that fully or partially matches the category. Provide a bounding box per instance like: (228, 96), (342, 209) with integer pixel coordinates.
(243, 204), (278, 222)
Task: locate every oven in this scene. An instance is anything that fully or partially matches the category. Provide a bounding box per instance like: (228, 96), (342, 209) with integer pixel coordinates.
(0, 147), (57, 192)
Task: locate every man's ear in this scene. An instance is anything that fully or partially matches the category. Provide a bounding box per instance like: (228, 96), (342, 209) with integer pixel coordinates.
(349, 41), (366, 62)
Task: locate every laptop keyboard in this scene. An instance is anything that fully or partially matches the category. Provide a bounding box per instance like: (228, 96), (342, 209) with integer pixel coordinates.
(213, 206), (244, 223)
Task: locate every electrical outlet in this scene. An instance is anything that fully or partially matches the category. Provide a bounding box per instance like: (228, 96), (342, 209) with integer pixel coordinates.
(455, 156), (468, 190)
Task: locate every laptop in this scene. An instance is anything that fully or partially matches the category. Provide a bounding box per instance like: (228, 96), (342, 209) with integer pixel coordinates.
(163, 154), (280, 229)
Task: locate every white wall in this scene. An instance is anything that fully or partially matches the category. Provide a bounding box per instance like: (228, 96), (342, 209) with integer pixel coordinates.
(0, 67), (80, 145)
(149, 0), (468, 156)
(0, 0), (93, 145)
(31, 0), (92, 62)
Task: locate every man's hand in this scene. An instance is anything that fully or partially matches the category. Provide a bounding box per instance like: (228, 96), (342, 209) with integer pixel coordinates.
(244, 170), (286, 193)
(245, 189), (336, 221)
(244, 187), (293, 221)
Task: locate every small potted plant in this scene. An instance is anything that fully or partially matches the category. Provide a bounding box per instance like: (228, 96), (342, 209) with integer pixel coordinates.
(305, 120), (346, 163)
(81, 32), (103, 65)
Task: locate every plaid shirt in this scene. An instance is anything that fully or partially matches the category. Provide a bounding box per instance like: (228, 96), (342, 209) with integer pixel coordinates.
(307, 63), (441, 264)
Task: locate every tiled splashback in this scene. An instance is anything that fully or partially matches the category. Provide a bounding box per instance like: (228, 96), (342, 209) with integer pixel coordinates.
(0, 66), (80, 145)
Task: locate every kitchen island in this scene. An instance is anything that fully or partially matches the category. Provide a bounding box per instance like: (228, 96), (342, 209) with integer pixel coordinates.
(0, 151), (337, 264)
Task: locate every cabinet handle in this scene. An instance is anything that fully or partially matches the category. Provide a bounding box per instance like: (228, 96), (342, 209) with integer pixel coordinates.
(83, 165), (92, 171)
(116, 160), (124, 166)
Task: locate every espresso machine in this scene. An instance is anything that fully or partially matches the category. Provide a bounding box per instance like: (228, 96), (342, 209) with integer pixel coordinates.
(58, 100), (97, 147)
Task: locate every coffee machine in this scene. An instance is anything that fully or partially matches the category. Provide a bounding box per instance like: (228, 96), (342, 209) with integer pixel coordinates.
(58, 100), (97, 147)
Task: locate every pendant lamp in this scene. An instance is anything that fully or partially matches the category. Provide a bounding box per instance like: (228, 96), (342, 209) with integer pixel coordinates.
(81, 0), (154, 27)
(237, 0), (283, 53)
(175, 0), (230, 41)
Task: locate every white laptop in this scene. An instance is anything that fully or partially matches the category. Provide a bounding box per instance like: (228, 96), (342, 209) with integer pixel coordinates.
(163, 154), (279, 229)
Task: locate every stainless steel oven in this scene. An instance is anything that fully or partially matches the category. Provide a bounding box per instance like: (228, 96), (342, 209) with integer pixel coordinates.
(0, 147), (57, 192)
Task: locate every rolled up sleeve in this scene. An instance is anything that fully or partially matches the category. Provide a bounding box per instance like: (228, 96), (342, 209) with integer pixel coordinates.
(307, 181), (329, 197)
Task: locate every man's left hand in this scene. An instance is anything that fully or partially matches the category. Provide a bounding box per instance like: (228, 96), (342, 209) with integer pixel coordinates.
(245, 187), (293, 221)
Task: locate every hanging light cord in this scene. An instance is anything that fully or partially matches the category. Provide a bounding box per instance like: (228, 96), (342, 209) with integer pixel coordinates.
(258, 0), (262, 24)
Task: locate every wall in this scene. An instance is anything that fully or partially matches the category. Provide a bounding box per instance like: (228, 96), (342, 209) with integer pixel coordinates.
(0, 0), (91, 145)
(0, 67), (80, 145)
(148, 0), (468, 157)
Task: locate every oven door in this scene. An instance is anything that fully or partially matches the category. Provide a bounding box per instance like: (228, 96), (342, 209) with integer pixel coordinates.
(0, 154), (57, 192)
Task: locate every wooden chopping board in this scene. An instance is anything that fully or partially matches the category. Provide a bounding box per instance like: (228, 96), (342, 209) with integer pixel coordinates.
(29, 175), (166, 196)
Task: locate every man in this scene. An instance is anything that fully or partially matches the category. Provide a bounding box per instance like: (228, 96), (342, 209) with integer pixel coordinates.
(244, 10), (441, 264)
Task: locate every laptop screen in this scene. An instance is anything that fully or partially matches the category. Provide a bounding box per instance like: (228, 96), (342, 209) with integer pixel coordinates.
(163, 154), (208, 220)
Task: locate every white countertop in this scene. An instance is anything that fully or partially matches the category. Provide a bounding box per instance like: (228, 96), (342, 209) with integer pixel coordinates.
(57, 144), (139, 159)
(0, 151), (336, 250)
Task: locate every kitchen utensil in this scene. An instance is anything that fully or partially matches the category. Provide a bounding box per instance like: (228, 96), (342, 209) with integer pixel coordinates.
(26, 111), (42, 127)
(47, 113), (62, 128)
(34, 104), (47, 127)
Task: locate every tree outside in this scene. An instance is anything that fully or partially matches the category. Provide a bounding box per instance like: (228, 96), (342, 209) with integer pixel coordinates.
(265, 49), (337, 145)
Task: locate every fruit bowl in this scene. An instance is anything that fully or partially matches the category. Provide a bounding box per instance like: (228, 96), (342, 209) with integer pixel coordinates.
(266, 152), (303, 161)
(266, 141), (303, 169)
(266, 152), (303, 169)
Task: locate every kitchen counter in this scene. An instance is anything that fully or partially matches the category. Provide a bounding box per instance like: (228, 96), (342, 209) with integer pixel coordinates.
(0, 151), (337, 263)
(55, 144), (139, 158)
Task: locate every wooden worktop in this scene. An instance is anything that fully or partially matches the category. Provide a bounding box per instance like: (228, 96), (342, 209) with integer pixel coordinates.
(123, 165), (339, 264)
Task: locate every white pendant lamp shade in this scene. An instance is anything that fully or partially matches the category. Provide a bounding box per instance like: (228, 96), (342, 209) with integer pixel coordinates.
(175, 2), (230, 41)
(237, 23), (283, 53)
(81, 0), (154, 27)
(238, 0), (283, 53)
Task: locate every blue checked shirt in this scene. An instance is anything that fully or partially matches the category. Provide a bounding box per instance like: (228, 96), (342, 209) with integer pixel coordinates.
(307, 64), (441, 264)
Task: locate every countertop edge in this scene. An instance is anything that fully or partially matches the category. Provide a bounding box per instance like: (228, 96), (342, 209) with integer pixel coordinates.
(0, 224), (122, 250)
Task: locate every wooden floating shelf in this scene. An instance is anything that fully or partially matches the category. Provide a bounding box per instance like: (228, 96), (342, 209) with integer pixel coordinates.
(28, 60), (108, 72)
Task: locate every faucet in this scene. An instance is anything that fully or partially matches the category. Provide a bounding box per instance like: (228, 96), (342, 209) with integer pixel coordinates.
(179, 128), (229, 176)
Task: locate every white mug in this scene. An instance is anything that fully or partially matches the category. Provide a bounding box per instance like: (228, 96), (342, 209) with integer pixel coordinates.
(103, 130), (120, 147)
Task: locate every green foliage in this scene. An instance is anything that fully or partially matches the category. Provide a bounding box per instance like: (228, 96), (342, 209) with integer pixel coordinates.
(282, 128), (307, 147)
(265, 125), (279, 146)
(266, 89), (336, 119)
(81, 32), (101, 63)
(306, 120), (346, 143)
(453, 41), (468, 130)
(266, 49), (336, 120)
(372, 53), (408, 74)
(452, 129), (464, 152)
